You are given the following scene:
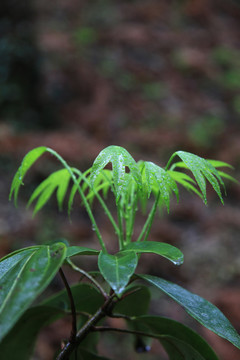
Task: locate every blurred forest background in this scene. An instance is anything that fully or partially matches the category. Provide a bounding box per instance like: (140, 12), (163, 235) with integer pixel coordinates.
(0, 0), (240, 359)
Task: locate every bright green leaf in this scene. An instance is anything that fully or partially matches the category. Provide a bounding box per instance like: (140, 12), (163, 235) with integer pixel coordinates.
(167, 151), (225, 204)
(9, 146), (47, 205)
(140, 161), (179, 212)
(123, 241), (183, 265)
(98, 251), (138, 296)
(139, 275), (240, 349)
(0, 242), (66, 341)
(132, 316), (219, 360)
(90, 146), (142, 202)
(28, 169), (72, 214)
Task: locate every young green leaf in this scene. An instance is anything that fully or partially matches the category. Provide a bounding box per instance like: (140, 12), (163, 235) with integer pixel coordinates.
(132, 316), (219, 360)
(28, 168), (72, 214)
(139, 274), (240, 349)
(123, 241), (184, 265)
(98, 251), (138, 296)
(140, 161), (179, 212)
(90, 145), (142, 202)
(9, 146), (47, 205)
(166, 151), (225, 204)
(0, 242), (66, 341)
(168, 170), (202, 198)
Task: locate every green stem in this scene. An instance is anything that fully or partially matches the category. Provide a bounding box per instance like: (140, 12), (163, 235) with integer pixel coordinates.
(73, 168), (120, 237)
(117, 205), (124, 250)
(165, 152), (177, 171)
(126, 188), (137, 244)
(46, 148), (106, 252)
(67, 259), (108, 299)
(137, 191), (160, 242)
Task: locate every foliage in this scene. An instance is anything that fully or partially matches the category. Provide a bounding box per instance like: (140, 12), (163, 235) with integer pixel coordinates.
(1, 145), (239, 359)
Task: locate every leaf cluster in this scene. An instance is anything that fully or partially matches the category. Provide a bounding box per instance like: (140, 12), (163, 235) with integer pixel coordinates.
(2, 145), (239, 359)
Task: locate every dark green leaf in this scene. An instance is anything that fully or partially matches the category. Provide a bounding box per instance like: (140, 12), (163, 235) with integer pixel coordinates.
(114, 285), (151, 316)
(0, 242), (66, 341)
(139, 275), (240, 349)
(123, 241), (183, 265)
(98, 251), (138, 296)
(66, 246), (99, 258)
(42, 283), (104, 314)
(0, 306), (64, 360)
(90, 146), (142, 202)
(71, 348), (112, 360)
(9, 146), (47, 205)
(132, 316), (219, 360)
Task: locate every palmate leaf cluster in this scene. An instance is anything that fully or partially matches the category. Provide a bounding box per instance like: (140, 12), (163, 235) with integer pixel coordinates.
(2, 145), (239, 360)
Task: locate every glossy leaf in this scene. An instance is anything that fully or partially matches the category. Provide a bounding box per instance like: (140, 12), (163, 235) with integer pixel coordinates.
(123, 241), (183, 265)
(90, 145), (142, 202)
(28, 168), (72, 214)
(114, 285), (151, 317)
(66, 246), (99, 258)
(140, 161), (179, 212)
(167, 151), (225, 204)
(98, 251), (138, 296)
(9, 146), (47, 205)
(139, 274), (240, 349)
(42, 283), (104, 313)
(132, 316), (219, 360)
(168, 170), (202, 198)
(0, 306), (64, 359)
(0, 242), (66, 341)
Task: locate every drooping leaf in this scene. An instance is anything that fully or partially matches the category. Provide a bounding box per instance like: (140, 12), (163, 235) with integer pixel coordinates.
(167, 151), (225, 204)
(42, 283), (104, 314)
(9, 146), (47, 205)
(114, 285), (151, 317)
(66, 246), (99, 258)
(90, 145), (142, 202)
(123, 241), (183, 265)
(140, 161), (179, 212)
(168, 170), (202, 198)
(131, 316), (219, 360)
(0, 242), (66, 341)
(28, 168), (72, 214)
(139, 275), (240, 349)
(207, 160), (234, 169)
(0, 306), (64, 359)
(98, 251), (138, 296)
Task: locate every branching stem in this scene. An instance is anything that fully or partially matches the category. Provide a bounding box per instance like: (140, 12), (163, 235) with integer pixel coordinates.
(67, 259), (108, 299)
(137, 191), (160, 242)
(46, 148), (107, 252)
(56, 295), (115, 360)
(59, 268), (77, 343)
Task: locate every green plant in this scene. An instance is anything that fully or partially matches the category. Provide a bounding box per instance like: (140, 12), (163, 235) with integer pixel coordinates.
(1, 145), (239, 359)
